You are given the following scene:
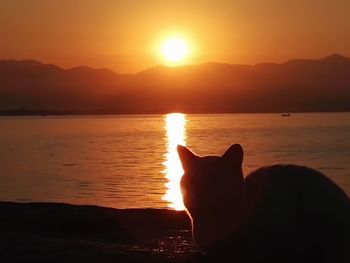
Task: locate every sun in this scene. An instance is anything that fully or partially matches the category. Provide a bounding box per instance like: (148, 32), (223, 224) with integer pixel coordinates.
(160, 37), (188, 63)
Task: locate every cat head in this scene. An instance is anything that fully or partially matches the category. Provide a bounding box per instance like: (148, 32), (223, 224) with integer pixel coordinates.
(177, 144), (245, 215)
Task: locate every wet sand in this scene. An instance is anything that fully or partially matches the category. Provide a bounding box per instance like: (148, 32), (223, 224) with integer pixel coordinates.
(0, 201), (202, 263)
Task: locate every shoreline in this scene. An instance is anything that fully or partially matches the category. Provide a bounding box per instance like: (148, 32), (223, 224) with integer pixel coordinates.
(1, 110), (350, 117)
(0, 201), (199, 263)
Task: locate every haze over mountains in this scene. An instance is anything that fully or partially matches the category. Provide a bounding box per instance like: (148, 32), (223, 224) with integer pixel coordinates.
(0, 54), (349, 114)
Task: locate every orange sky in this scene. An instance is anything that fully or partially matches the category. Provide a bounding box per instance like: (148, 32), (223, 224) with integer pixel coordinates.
(1, 0), (350, 73)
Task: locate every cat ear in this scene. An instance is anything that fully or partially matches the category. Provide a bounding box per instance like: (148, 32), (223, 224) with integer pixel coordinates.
(222, 144), (244, 168)
(177, 145), (197, 169)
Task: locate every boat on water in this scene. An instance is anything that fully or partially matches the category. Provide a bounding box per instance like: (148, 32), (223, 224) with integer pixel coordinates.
(281, 113), (291, 117)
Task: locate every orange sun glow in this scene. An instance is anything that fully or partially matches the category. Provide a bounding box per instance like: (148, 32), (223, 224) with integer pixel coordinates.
(160, 37), (189, 64)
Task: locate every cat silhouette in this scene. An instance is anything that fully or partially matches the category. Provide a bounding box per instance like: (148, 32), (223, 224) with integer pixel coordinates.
(177, 144), (350, 263)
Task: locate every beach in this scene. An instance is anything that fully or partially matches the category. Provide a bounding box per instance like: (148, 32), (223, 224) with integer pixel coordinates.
(0, 201), (201, 263)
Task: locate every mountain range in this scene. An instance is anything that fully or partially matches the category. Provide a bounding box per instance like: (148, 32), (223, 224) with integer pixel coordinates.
(0, 54), (349, 114)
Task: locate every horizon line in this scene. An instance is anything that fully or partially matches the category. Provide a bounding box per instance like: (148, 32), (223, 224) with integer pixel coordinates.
(1, 53), (348, 75)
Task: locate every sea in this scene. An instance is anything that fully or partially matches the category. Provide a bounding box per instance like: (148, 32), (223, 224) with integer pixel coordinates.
(0, 113), (349, 210)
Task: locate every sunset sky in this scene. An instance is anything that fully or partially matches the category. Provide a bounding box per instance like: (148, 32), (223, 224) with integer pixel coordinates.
(1, 0), (350, 73)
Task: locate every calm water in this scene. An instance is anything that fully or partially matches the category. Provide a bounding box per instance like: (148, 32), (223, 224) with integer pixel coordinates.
(0, 113), (349, 210)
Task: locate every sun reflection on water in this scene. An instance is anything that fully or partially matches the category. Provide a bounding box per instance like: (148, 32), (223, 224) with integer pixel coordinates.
(162, 113), (186, 210)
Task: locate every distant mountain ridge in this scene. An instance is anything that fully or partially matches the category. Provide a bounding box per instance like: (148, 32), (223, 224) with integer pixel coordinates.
(0, 54), (349, 114)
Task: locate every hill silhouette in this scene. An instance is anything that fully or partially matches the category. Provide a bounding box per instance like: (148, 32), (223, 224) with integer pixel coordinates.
(0, 54), (350, 114)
